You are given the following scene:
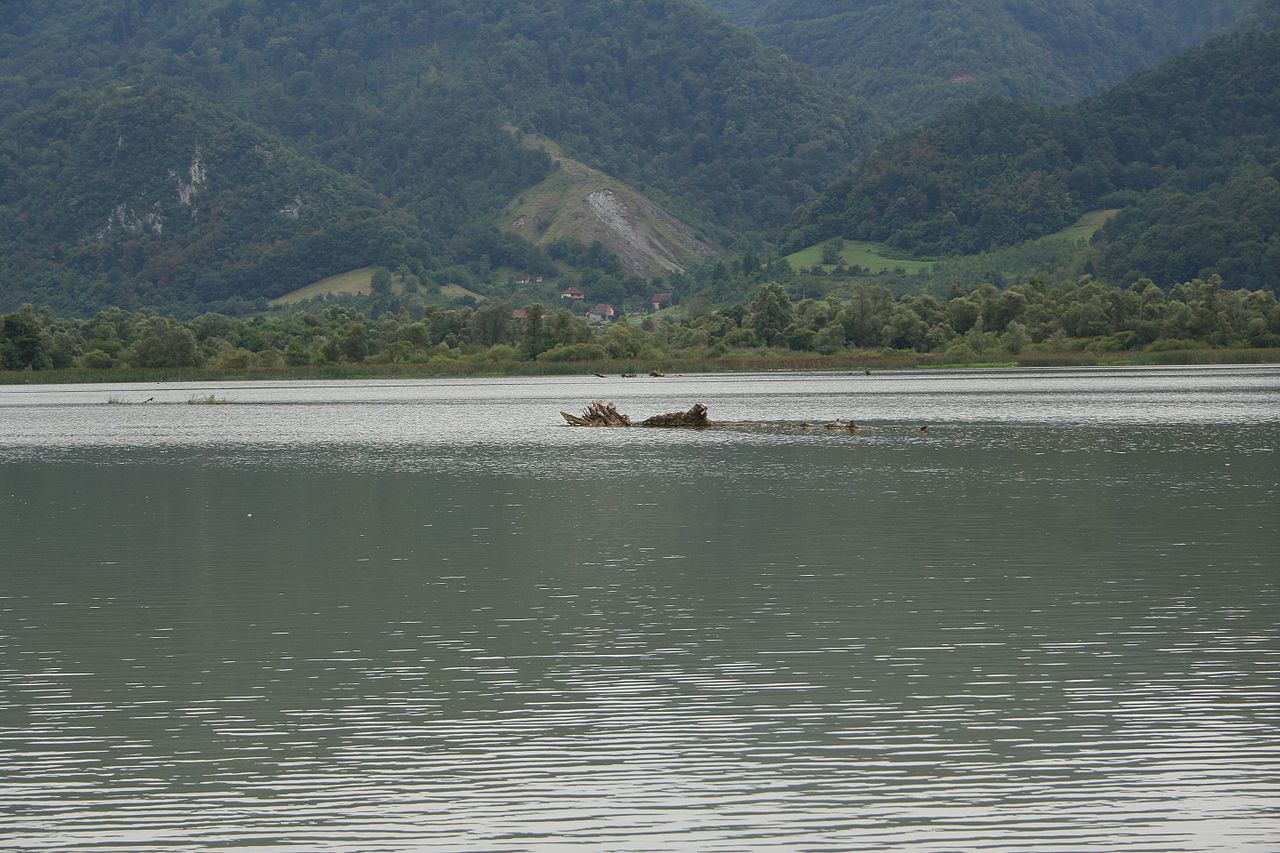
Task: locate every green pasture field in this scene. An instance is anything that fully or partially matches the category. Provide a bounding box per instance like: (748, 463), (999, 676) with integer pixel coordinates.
(268, 268), (388, 305)
(787, 209), (1121, 274)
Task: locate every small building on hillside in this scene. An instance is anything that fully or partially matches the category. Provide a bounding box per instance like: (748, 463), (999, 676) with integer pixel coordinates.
(650, 292), (673, 312)
(586, 304), (616, 323)
(512, 274), (544, 285)
(512, 308), (528, 320)
(560, 287), (585, 301)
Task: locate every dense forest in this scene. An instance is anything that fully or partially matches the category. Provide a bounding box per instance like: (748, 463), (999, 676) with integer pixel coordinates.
(789, 29), (1280, 292)
(0, 0), (873, 313)
(0, 88), (458, 312)
(2, 0), (873, 229)
(703, 0), (1252, 127)
(1, 0), (1278, 333)
(4, 271), (1277, 375)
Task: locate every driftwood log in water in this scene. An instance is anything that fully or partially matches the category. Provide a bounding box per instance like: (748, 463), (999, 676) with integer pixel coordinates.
(639, 402), (709, 428)
(561, 401), (864, 431)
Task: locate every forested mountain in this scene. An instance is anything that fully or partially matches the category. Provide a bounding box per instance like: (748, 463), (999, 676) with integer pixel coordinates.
(703, 0), (1252, 127)
(0, 88), (453, 311)
(0, 0), (874, 312)
(789, 30), (1280, 292)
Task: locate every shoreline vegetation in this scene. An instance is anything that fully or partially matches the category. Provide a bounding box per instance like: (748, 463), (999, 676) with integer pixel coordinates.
(3, 347), (1277, 386)
(3, 276), (1278, 386)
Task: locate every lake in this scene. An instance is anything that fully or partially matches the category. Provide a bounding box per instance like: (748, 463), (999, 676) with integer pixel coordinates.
(2, 366), (1278, 851)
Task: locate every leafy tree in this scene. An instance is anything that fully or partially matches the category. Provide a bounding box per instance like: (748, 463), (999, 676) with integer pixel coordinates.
(129, 318), (199, 367)
(340, 323), (370, 362)
(283, 339), (310, 367)
(370, 267), (393, 296)
(812, 323), (846, 354)
(821, 238), (844, 266)
(749, 283), (794, 346)
(521, 303), (546, 359)
(467, 302), (515, 347)
(1, 308), (49, 369)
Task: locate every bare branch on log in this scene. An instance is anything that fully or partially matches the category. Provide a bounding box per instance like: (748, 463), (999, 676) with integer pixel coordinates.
(560, 400), (631, 427)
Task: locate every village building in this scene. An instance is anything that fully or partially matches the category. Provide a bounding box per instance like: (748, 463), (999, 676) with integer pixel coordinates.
(586, 304), (616, 323)
(650, 292), (673, 312)
(560, 287), (585, 301)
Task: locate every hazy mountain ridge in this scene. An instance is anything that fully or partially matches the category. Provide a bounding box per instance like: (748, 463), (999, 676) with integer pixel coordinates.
(788, 29), (1280, 291)
(703, 0), (1253, 127)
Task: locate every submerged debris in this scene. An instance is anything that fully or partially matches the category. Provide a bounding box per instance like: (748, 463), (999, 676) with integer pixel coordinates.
(638, 402), (709, 428)
(561, 401), (865, 431)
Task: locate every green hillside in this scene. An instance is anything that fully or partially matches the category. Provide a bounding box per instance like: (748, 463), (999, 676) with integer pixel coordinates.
(4, 1), (1274, 314)
(501, 133), (719, 279)
(0, 89), (439, 312)
(703, 0), (1252, 127)
(0, 0), (875, 313)
(788, 30), (1280, 292)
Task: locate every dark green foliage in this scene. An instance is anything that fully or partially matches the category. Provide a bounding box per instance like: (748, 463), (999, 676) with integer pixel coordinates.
(0, 0), (876, 315)
(0, 88), (440, 312)
(706, 0), (1251, 127)
(749, 282), (793, 346)
(790, 30), (1280, 291)
(129, 316), (199, 367)
(4, 272), (1277, 379)
(1094, 172), (1280, 292)
(1, 307), (49, 369)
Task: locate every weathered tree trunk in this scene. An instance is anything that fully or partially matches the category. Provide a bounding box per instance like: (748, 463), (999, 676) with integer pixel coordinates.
(638, 403), (710, 428)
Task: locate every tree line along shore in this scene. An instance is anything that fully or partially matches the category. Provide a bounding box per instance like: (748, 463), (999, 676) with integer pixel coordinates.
(2, 275), (1278, 383)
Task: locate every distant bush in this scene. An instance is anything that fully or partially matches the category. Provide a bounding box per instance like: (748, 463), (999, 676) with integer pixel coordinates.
(1083, 332), (1139, 352)
(214, 348), (256, 369)
(943, 340), (978, 363)
(473, 344), (521, 362)
(537, 343), (608, 362)
(77, 349), (115, 369)
(724, 327), (760, 348)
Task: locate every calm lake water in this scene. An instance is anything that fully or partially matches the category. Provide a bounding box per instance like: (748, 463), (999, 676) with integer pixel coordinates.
(2, 366), (1278, 851)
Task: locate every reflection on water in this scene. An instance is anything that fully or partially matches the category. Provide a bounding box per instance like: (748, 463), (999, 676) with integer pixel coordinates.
(1, 367), (1278, 850)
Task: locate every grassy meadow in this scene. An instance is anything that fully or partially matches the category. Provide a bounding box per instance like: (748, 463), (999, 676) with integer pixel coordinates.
(787, 209), (1121, 276)
(268, 268), (391, 305)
